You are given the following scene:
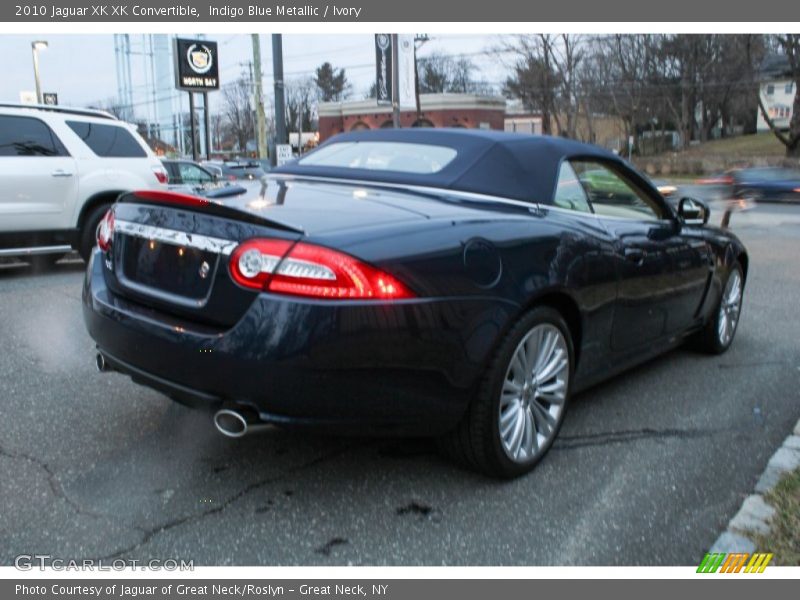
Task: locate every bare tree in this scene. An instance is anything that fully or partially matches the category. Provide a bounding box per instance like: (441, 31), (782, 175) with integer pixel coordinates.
(285, 77), (316, 136)
(221, 78), (255, 152)
(416, 52), (490, 94)
(501, 35), (584, 137)
(759, 35), (800, 156)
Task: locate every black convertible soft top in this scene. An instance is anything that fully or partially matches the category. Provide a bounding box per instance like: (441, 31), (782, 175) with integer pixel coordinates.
(273, 128), (622, 203)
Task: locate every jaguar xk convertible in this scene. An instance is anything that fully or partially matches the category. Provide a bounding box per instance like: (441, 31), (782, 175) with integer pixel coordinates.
(83, 129), (747, 478)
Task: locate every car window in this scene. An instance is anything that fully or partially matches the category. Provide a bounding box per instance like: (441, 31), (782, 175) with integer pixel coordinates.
(299, 141), (457, 174)
(0, 115), (68, 157)
(571, 160), (663, 220)
(178, 163), (212, 183)
(66, 121), (147, 158)
(553, 161), (592, 213)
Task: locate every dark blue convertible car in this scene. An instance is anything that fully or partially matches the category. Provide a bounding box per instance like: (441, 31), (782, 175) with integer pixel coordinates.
(83, 129), (747, 478)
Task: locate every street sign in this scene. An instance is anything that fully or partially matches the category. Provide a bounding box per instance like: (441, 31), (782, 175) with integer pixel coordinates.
(276, 144), (293, 166)
(43, 93), (58, 106)
(173, 38), (220, 91)
(374, 34), (392, 105)
(19, 91), (36, 105)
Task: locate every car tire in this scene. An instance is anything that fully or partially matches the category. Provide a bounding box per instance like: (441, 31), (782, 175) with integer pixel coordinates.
(693, 262), (744, 355)
(439, 306), (574, 478)
(79, 204), (111, 262)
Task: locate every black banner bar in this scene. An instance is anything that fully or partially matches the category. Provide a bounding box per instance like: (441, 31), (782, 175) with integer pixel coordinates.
(4, 579), (800, 600)
(3, 0), (800, 22)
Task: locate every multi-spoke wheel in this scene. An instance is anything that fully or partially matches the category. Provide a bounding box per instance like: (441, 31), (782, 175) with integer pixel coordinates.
(694, 261), (745, 354)
(499, 324), (568, 463)
(438, 306), (573, 478)
(717, 268), (742, 347)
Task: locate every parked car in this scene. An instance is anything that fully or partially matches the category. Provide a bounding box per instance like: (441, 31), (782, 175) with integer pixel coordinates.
(198, 162), (223, 180)
(698, 167), (800, 202)
(218, 160), (267, 181)
(83, 129), (747, 478)
(161, 159), (248, 199)
(0, 103), (167, 264)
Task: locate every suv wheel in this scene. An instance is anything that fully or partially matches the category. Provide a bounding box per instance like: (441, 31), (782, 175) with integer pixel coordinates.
(79, 204), (111, 262)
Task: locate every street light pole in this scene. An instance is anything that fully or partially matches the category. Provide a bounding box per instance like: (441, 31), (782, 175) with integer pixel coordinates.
(31, 40), (48, 104)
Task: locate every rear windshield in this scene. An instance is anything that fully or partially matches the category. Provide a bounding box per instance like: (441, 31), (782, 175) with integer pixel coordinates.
(66, 121), (147, 158)
(299, 141), (457, 174)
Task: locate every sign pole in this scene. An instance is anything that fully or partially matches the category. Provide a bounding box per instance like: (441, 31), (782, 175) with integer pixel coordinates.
(203, 92), (211, 160)
(188, 91), (197, 162)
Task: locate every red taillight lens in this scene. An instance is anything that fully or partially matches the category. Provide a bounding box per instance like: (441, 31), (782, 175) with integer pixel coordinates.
(229, 239), (294, 290)
(228, 238), (415, 300)
(152, 166), (169, 185)
(96, 208), (115, 252)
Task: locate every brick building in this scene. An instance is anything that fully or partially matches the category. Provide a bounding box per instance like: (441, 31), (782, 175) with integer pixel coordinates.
(317, 93), (506, 142)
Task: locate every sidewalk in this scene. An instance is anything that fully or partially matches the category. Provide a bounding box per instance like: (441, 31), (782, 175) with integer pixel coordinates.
(711, 418), (800, 558)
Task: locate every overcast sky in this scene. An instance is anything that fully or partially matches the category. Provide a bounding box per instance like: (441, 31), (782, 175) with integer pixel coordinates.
(0, 33), (510, 116)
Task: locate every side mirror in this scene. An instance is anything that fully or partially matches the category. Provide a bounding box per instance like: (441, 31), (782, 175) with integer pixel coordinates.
(678, 197), (709, 226)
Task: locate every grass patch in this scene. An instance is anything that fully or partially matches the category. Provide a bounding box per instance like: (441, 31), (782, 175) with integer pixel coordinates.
(682, 132), (787, 158)
(755, 467), (800, 565)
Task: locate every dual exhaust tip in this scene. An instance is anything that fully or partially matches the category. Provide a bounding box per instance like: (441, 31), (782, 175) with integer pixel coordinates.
(95, 353), (266, 439)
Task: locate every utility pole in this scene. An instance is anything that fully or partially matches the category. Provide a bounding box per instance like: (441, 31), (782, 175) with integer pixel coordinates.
(251, 34), (268, 160)
(272, 34), (287, 166)
(391, 33), (400, 128)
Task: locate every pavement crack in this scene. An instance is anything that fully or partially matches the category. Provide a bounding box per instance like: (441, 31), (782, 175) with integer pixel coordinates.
(0, 444), (143, 530)
(553, 427), (720, 450)
(98, 441), (364, 561)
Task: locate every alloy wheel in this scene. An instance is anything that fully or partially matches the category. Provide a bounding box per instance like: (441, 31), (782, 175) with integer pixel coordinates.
(498, 323), (569, 463)
(717, 269), (743, 347)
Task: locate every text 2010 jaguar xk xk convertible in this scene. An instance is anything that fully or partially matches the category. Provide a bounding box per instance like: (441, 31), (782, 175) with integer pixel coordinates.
(83, 129), (747, 477)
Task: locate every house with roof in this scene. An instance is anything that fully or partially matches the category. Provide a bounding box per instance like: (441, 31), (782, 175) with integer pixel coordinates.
(757, 54), (797, 132)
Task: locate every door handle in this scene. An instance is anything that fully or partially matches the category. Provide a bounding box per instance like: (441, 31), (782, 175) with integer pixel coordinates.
(624, 248), (646, 264)
(51, 169), (73, 177)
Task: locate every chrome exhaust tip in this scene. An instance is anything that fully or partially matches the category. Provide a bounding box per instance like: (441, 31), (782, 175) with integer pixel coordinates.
(213, 409), (248, 438)
(95, 353), (111, 373)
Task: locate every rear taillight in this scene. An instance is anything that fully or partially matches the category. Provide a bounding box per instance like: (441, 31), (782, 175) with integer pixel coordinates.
(229, 238), (414, 300)
(96, 208), (115, 252)
(152, 166), (169, 185)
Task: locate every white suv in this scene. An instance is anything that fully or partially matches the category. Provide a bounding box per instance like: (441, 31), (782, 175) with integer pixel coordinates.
(0, 103), (168, 263)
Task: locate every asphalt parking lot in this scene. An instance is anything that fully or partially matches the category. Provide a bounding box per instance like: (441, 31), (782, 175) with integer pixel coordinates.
(1, 202), (799, 566)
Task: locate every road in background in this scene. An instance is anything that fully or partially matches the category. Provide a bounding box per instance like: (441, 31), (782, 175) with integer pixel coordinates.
(1, 203), (798, 565)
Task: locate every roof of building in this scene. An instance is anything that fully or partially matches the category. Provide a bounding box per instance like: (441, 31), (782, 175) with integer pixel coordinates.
(274, 127), (619, 202)
(760, 54), (793, 79)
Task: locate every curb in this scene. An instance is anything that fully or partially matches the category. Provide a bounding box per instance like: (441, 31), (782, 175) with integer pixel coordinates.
(710, 418), (800, 554)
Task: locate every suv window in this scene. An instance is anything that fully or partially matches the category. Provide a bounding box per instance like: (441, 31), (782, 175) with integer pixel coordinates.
(178, 162), (213, 184)
(0, 115), (68, 157)
(571, 160), (663, 220)
(66, 121), (147, 158)
(553, 161), (592, 213)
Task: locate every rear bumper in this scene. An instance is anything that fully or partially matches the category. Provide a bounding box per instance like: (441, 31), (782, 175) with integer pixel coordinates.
(83, 250), (516, 435)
